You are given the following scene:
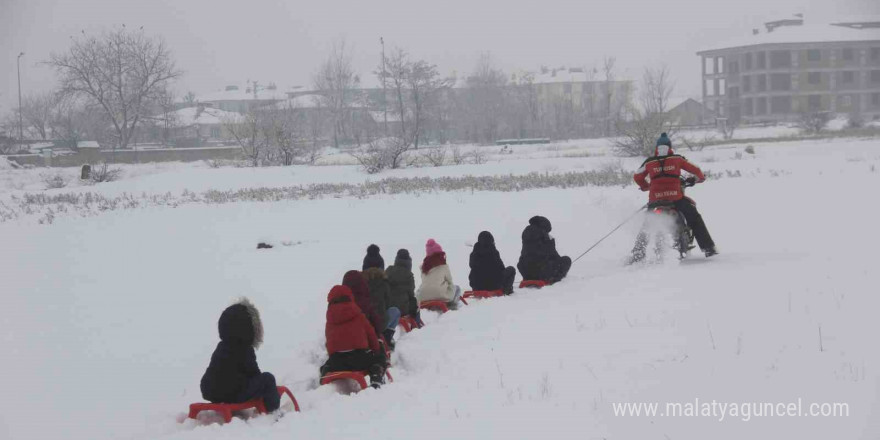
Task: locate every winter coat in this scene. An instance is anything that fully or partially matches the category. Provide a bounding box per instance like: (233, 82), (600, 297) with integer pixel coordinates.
(517, 216), (563, 281)
(363, 267), (391, 327)
(417, 260), (456, 303)
(342, 270), (384, 336)
(469, 231), (507, 291)
(200, 298), (264, 403)
(386, 256), (418, 316)
(634, 145), (706, 203)
(325, 285), (381, 354)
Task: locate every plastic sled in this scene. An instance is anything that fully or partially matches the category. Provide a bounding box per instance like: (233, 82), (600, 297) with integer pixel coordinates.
(188, 386), (299, 423)
(419, 296), (468, 314)
(519, 280), (548, 289)
(462, 289), (504, 299)
(398, 315), (420, 333)
(320, 370), (394, 391)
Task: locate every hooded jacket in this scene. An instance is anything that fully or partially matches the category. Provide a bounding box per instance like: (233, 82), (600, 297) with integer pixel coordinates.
(200, 298), (264, 403)
(386, 253), (418, 316)
(634, 137), (706, 203)
(363, 267), (391, 326)
(469, 231), (507, 291)
(517, 216), (562, 281)
(342, 270), (384, 336)
(325, 285), (381, 354)
(417, 252), (456, 303)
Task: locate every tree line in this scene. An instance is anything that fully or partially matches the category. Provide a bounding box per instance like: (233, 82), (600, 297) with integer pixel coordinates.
(3, 26), (681, 161)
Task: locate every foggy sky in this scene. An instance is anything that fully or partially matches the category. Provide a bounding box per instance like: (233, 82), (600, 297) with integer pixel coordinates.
(1, 0), (877, 114)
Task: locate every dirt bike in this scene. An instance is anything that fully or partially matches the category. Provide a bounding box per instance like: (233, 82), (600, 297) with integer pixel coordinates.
(629, 177), (697, 262)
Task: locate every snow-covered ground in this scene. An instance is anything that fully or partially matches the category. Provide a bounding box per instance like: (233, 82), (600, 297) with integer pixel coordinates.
(1, 137), (879, 440)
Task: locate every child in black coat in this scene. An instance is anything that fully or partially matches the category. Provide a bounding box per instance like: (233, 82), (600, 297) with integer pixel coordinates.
(469, 231), (516, 294)
(200, 298), (280, 412)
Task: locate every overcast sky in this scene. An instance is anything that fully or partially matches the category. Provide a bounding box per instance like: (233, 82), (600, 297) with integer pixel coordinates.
(1, 0), (877, 113)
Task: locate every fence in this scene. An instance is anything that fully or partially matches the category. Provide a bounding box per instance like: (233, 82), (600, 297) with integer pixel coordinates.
(5, 146), (242, 168)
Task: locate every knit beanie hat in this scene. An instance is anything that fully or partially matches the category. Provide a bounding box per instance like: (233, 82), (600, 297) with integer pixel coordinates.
(362, 244), (384, 270)
(655, 132), (673, 156)
(425, 239), (444, 256)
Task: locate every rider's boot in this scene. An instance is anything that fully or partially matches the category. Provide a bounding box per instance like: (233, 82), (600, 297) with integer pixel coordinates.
(704, 246), (719, 257)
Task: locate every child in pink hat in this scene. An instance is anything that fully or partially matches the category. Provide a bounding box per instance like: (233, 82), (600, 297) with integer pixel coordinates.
(417, 239), (462, 308)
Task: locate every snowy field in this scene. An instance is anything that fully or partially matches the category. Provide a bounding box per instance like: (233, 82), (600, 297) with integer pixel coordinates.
(2, 136), (880, 440)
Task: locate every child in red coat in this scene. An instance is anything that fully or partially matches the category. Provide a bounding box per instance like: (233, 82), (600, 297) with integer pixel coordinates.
(320, 285), (388, 388)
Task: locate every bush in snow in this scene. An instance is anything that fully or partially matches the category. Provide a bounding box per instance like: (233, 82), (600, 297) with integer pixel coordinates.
(420, 146), (447, 167)
(88, 163), (122, 183)
(745, 145), (756, 155)
(797, 111), (832, 135)
(41, 172), (68, 189)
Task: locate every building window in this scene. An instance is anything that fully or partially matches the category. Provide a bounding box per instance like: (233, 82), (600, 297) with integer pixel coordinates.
(808, 95), (821, 111)
(743, 75), (751, 92)
(807, 72), (821, 85)
(756, 97), (767, 115)
(872, 48), (880, 61)
(743, 98), (753, 116)
(717, 57), (725, 73)
(770, 96), (792, 113)
(756, 75), (767, 92)
(873, 93), (880, 106)
(770, 50), (791, 68)
(744, 53), (753, 70)
(842, 48), (854, 61)
(757, 52), (767, 69)
(729, 61), (739, 74)
(770, 73), (791, 91)
(728, 87), (740, 99)
(705, 79), (715, 96)
(705, 57), (715, 74)
(842, 71), (855, 84)
(718, 79), (726, 95)
(872, 70), (880, 83)
(807, 49), (821, 62)
(841, 95), (852, 107)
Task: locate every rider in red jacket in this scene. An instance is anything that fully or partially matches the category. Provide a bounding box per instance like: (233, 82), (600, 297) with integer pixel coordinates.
(320, 285), (387, 388)
(632, 133), (717, 259)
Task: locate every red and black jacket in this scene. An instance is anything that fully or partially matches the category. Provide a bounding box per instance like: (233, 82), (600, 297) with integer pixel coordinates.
(634, 147), (705, 203)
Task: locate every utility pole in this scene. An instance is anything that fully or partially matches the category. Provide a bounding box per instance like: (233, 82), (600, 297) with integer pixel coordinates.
(17, 52), (25, 142)
(380, 37), (387, 135)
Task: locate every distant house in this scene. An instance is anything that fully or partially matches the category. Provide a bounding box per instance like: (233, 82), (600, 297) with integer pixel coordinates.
(666, 98), (717, 127)
(697, 15), (880, 123)
(190, 83), (300, 114)
(145, 106), (240, 146)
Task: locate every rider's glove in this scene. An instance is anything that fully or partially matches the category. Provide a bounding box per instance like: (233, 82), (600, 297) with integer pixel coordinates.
(684, 176), (697, 186)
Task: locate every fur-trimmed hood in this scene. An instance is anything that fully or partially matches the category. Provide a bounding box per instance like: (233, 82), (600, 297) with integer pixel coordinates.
(363, 267), (387, 281)
(218, 297), (264, 349)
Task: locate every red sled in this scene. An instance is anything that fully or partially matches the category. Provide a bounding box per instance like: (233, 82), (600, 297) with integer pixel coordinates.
(419, 296), (468, 314)
(398, 315), (421, 333)
(519, 280), (548, 289)
(320, 370), (394, 391)
(462, 289), (504, 299)
(188, 386), (299, 423)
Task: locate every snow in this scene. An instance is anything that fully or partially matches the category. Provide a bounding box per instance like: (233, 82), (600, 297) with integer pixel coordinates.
(700, 19), (880, 54)
(165, 107), (241, 126)
(1, 136), (879, 440)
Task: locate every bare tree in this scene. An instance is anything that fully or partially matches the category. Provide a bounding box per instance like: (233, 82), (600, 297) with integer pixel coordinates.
(613, 66), (677, 157)
(407, 59), (452, 148)
(313, 39), (360, 148)
(20, 92), (58, 140)
(47, 26), (182, 150)
(47, 97), (102, 149)
(465, 53), (507, 143)
(601, 56), (617, 137)
(224, 111), (268, 167)
(378, 48), (411, 142)
(640, 65), (674, 116)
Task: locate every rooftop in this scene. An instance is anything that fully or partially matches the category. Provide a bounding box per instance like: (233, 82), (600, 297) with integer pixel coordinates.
(191, 83), (304, 103)
(699, 16), (880, 54)
(162, 106), (240, 126)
